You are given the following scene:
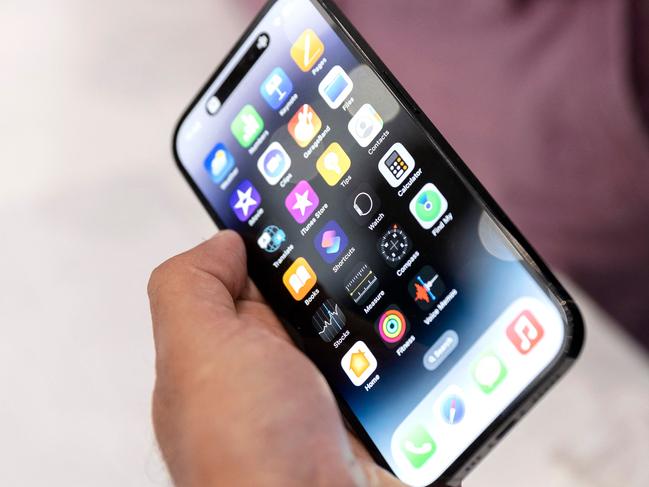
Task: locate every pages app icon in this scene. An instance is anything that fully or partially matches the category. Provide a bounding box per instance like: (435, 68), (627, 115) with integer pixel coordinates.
(282, 257), (317, 301)
(290, 28), (324, 72)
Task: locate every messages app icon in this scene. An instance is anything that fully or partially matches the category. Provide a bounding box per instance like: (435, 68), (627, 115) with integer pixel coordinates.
(282, 257), (317, 301)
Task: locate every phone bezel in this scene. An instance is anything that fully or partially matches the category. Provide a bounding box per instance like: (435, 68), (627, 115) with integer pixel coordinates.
(171, 1), (585, 485)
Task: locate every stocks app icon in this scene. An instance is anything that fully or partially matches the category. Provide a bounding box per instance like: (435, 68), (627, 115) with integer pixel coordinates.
(312, 299), (346, 342)
(407, 265), (446, 310)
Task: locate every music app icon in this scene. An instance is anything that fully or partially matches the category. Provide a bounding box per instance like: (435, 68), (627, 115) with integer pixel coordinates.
(506, 310), (544, 355)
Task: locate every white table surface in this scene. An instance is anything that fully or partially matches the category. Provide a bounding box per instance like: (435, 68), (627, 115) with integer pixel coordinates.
(1, 0), (647, 485)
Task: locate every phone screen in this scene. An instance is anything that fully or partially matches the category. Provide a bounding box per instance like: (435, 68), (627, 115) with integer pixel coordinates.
(174, 1), (569, 484)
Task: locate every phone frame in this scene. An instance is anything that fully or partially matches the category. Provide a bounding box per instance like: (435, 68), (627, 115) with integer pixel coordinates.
(172, 1), (585, 485)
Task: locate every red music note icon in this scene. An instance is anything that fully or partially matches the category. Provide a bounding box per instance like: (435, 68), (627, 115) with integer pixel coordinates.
(506, 310), (544, 355)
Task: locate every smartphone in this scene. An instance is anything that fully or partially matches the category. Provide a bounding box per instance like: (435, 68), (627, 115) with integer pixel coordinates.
(172, 1), (584, 485)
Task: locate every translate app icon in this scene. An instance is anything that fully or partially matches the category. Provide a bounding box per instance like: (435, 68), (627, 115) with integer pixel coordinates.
(314, 220), (349, 264)
(260, 67), (293, 109)
(229, 179), (261, 222)
(203, 142), (235, 184)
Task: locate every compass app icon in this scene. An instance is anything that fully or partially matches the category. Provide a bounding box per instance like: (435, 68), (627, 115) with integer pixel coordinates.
(229, 179), (261, 222)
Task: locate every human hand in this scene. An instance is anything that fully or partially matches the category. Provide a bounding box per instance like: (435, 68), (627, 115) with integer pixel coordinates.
(148, 231), (406, 487)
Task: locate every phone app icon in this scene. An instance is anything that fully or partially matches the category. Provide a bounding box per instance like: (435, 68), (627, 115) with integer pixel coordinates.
(409, 183), (448, 229)
(408, 265), (446, 310)
(285, 180), (319, 224)
(288, 104), (322, 148)
(340, 340), (377, 386)
(472, 351), (507, 394)
(290, 28), (324, 72)
(375, 306), (409, 346)
(257, 225), (286, 253)
(378, 223), (412, 267)
(348, 103), (383, 147)
(437, 386), (466, 425)
(506, 310), (544, 355)
(229, 179), (261, 222)
(282, 257), (317, 301)
(260, 67), (293, 109)
(231, 104), (264, 148)
(346, 183), (381, 225)
(203, 142), (235, 184)
(257, 141), (291, 185)
(344, 262), (380, 305)
(378, 143), (415, 188)
(318, 65), (353, 109)
(400, 424), (436, 469)
(316, 143), (351, 186)
(312, 298), (346, 342)
(314, 220), (349, 264)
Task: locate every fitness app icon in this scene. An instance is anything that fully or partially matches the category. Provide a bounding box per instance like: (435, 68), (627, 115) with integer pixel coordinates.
(375, 306), (409, 347)
(314, 220), (349, 264)
(409, 183), (448, 229)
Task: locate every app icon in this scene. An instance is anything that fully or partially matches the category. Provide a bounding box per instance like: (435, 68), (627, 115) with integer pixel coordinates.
(285, 180), (319, 224)
(316, 143), (351, 186)
(282, 257), (317, 301)
(344, 262), (380, 305)
(203, 143), (235, 185)
(378, 143), (415, 188)
(407, 265), (446, 310)
(231, 105), (264, 148)
(506, 310), (544, 355)
(400, 424), (436, 469)
(260, 67), (293, 109)
(288, 104), (322, 148)
(290, 28), (324, 72)
(341, 340), (377, 386)
(377, 223), (412, 267)
(318, 65), (353, 109)
(472, 351), (507, 394)
(229, 179), (261, 222)
(312, 298), (346, 342)
(314, 220), (349, 264)
(438, 386), (466, 425)
(257, 225), (286, 253)
(348, 103), (383, 147)
(346, 183), (381, 225)
(376, 306), (409, 346)
(409, 183), (448, 229)
(257, 141), (291, 185)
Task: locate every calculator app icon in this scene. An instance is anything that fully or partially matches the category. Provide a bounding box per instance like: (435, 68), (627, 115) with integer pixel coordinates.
(378, 143), (415, 188)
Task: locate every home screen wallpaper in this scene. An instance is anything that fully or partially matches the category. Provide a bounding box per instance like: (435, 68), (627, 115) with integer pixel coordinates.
(175, 1), (567, 485)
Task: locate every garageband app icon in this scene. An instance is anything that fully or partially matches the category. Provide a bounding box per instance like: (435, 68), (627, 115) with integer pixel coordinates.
(409, 182), (448, 229)
(230, 104), (264, 149)
(408, 265), (446, 310)
(341, 340), (377, 386)
(290, 28), (324, 72)
(344, 262), (380, 305)
(282, 257), (317, 301)
(318, 65), (353, 109)
(378, 143), (415, 188)
(375, 305), (410, 347)
(377, 223), (412, 267)
(257, 141), (291, 185)
(314, 220), (349, 264)
(312, 299), (346, 342)
(260, 67), (293, 109)
(285, 180), (319, 224)
(506, 310), (544, 355)
(288, 104), (322, 148)
(348, 103), (383, 147)
(229, 179), (261, 222)
(203, 142), (235, 185)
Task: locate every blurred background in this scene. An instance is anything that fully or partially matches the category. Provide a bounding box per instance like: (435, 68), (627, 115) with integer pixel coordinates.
(1, 0), (647, 486)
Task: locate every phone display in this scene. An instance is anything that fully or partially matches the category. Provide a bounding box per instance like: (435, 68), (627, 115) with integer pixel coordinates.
(173, 1), (582, 485)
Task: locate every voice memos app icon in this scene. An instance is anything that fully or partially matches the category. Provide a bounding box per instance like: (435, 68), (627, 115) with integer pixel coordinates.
(409, 182), (448, 229)
(312, 298), (346, 342)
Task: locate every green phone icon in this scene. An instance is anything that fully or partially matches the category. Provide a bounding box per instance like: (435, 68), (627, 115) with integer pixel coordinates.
(400, 424), (436, 469)
(231, 104), (264, 148)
